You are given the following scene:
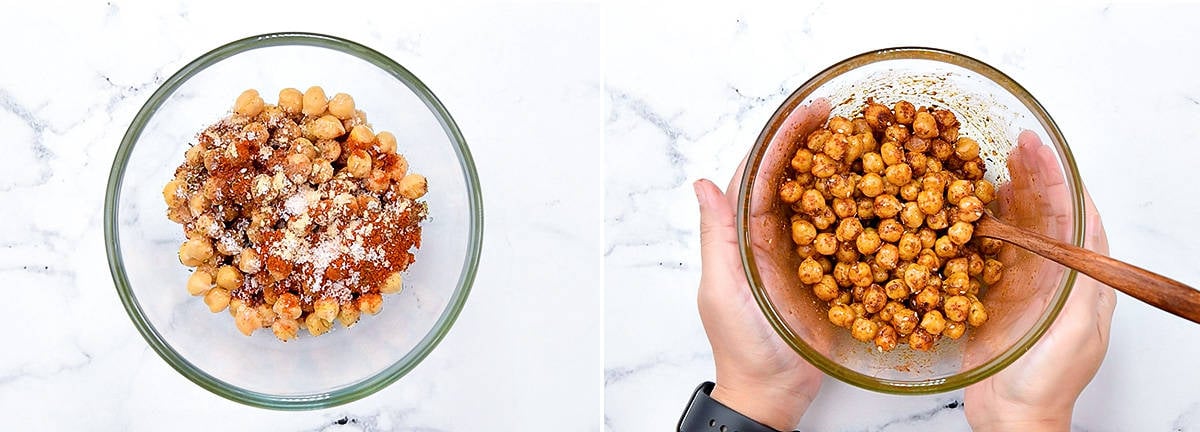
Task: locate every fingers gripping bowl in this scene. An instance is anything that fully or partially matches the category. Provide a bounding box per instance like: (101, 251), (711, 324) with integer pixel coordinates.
(104, 33), (482, 409)
(738, 48), (1085, 394)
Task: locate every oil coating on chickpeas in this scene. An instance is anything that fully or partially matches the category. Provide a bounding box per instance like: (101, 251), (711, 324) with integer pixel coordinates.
(778, 99), (1003, 351)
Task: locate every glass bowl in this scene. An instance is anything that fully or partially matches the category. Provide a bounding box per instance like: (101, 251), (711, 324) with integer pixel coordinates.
(738, 47), (1084, 394)
(104, 33), (483, 409)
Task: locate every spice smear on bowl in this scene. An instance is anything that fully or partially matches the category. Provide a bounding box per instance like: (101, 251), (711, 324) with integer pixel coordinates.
(778, 100), (1003, 351)
(164, 87), (428, 341)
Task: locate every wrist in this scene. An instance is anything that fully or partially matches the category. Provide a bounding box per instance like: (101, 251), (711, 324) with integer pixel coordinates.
(709, 381), (810, 431)
(967, 402), (1072, 432)
(969, 418), (1071, 432)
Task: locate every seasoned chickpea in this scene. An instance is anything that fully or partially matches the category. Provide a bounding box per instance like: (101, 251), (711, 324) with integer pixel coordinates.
(968, 300), (989, 326)
(943, 321), (966, 339)
(234, 89), (265, 117)
(807, 129), (831, 152)
(917, 228), (937, 249)
(917, 249), (940, 271)
(914, 287), (941, 311)
(900, 202), (924, 229)
(302, 86), (328, 116)
(851, 118), (872, 135)
(943, 295), (971, 322)
(884, 124), (910, 143)
(327, 93), (356, 119)
(967, 252), (985, 276)
(186, 270), (213, 296)
(863, 284), (887, 313)
(893, 101), (916, 124)
(904, 264), (929, 291)
(813, 233), (838, 256)
(924, 208), (950, 230)
(272, 293), (303, 320)
(979, 238), (1004, 256)
(908, 328), (936, 351)
(947, 221), (974, 245)
(944, 258), (969, 277)
(873, 219), (900, 244)
(856, 197), (875, 219)
(809, 275), (838, 301)
(883, 279), (907, 301)
(974, 179), (996, 204)
(310, 158), (335, 184)
(163, 178), (185, 209)
(791, 219), (817, 245)
(880, 141), (905, 166)
(896, 234), (920, 261)
(828, 174), (857, 199)
(934, 236), (958, 259)
(234, 307), (262, 336)
(872, 243), (898, 269)
(828, 116), (854, 134)
(272, 318), (300, 341)
(795, 244), (817, 260)
(308, 115), (347, 140)
(277, 88), (303, 114)
(912, 111), (939, 138)
(946, 179), (974, 205)
(916, 189), (944, 215)
(857, 172), (884, 197)
(397, 173), (428, 199)
(873, 324), (899, 351)
(179, 238), (214, 267)
(851, 317), (879, 342)
(790, 148), (814, 173)
(835, 218), (864, 242)
(846, 133), (871, 161)
(204, 287), (231, 313)
(778, 180), (803, 204)
(285, 153), (312, 183)
(874, 195), (903, 219)
(962, 160), (984, 180)
(305, 313), (333, 336)
(811, 153), (839, 178)
(863, 103), (893, 130)
(920, 310), (947, 335)
(215, 265), (243, 290)
(955, 137), (981, 160)
(855, 228), (881, 254)
(907, 152), (929, 177)
(313, 298), (340, 322)
(828, 304), (856, 328)
(892, 308), (919, 335)
(832, 197), (857, 219)
(317, 138), (342, 161)
(291, 137), (318, 160)
(800, 189), (827, 214)
(381, 272), (404, 295)
(848, 262), (872, 288)
(798, 258), (824, 284)
(823, 133), (848, 160)
(836, 241), (861, 265)
(884, 163), (912, 186)
(345, 150), (373, 178)
(982, 259), (1004, 284)
(861, 152), (885, 174)
(958, 196), (984, 222)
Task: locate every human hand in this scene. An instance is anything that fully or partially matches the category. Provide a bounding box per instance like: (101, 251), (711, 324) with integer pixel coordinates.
(692, 174), (822, 430)
(964, 132), (1117, 431)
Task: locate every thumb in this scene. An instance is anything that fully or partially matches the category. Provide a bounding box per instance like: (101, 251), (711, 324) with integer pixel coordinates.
(695, 179), (739, 267)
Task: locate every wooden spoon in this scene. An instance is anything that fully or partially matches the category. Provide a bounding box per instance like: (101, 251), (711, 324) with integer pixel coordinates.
(974, 213), (1200, 324)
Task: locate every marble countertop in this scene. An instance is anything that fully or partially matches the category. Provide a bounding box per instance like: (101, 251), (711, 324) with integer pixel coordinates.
(605, 3), (1200, 431)
(1, 2), (601, 431)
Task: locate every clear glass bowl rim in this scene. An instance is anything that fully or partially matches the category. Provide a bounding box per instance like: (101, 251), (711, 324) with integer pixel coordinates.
(103, 32), (484, 410)
(737, 46), (1085, 394)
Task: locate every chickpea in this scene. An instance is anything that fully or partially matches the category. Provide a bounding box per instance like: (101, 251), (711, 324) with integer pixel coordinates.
(867, 323), (897, 351)
(345, 150), (373, 178)
(795, 244), (818, 260)
(855, 228), (881, 255)
(336, 302), (361, 328)
(909, 328), (936, 351)
(836, 241), (861, 264)
(856, 198), (876, 219)
(947, 221), (974, 245)
(872, 219), (899, 244)
(800, 189), (826, 214)
(835, 218), (864, 242)
(880, 141), (905, 166)
(829, 304), (856, 328)
(310, 159), (335, 184)
(904, 264), (930, 291)
(813, 275), (840, 301)
(800, 231), (832, 255)
(930, 139), (954, 162)
(940, 124), (960, 143)
(893, 101), (916, 124)
(968, 300), (989, 326)
(944, 181), (973, 207)
(973, 179), (996, 204)
(846, 133), (871, 161)
(285, 153), (312, 183)
(823, 133), (848, 161)
(326, 93), (356, 120)
(912, 111), (939, 139)
(179, 238), (214, 267)
(832, 197), (857, 219)
(880, 279), (905, 301)
(203, 287), (231, 313)
(943, 295), (971, 322)
(932, 236), (957, 259)
(983, 259), (1004, 284)
(186, 270), (212, 296)
(979, 237), (1004, 256)
(914, 287), (941, 311)
(797, 257), (824, 284)
(234, 89), (264, 117)
(916, 228), (936, 249)
(894, 235), (918, 262)
(962, 160), (985, 180)
(921, 208), (947, 230)
(272, 317), (300, 341)
(958, 196), (984, 223)
(312, 297), (340, 322)
(851, 118), (872, 135)
(307, 115), (346, 140)
(943, 321), (966, 339)
(162, 178), (185, 209)
(848, 262), (873, 288)
(215, 265), (243, 290)
(829, 174), (858, 199)
(290, 137), (318, 160)
(907, 152), (929, 177)
(806, 129), (831, 152)
(811, 153), (839, 178)
(828, 116), (854, 134)
(871, 262), (890, 284)
(918, 250), (941, 272)
(397, 173), (429, 199)
(926, 157), (944, 175)
(870, 242), (897, 268)
(892, 308), (919, 335)
(915, 189), (944, 216)
(900, 202), (924, 229)
(955, 137), (981, 160)
(863, 103), (893, 130)
(274, 87), (302, 114)
(874, 195), (903, 219)
(305, 313), (333, 336)
(884, 124), (910, 144)
(272, 293), (303, 320)
(790, 148), (814, 173)
(791, 219), (817, 245)
(884, 163), (912, 186)
(857, 172), (884, 197)
(944, 257), (969, 277)
(860, 152), (885, 174)
(851, 317), (879, 342)
(302, 86), (328, 116)
(920, 310), (947, 335)
(317, 138), (342, 161)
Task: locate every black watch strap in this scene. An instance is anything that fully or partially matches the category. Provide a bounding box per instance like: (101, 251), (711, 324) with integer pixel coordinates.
(677, 382), (786, 432)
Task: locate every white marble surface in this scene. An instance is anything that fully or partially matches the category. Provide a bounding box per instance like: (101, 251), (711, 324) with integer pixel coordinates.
(605, 3), (1200, 431)
(0, 1), (601, 430)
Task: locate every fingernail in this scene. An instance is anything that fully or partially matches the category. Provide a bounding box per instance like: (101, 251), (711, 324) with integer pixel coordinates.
(693, 180), (709, 204)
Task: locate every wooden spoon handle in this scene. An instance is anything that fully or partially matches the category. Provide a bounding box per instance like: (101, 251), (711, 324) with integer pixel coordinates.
(976, 215), (1200, 324)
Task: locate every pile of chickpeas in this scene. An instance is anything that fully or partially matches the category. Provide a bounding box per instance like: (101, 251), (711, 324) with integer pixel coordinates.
(778, 100), (1004, 351)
